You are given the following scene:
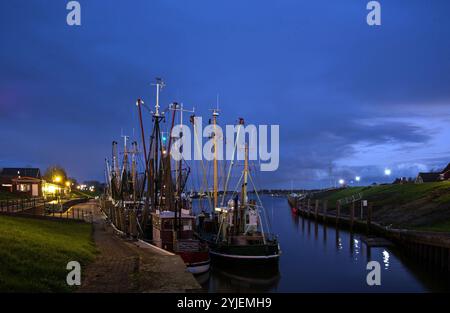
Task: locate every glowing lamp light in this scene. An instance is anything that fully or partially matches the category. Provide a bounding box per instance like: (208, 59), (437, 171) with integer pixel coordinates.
(339, 179), (345, 185)
(355, 176), (361, 182)
(65, 181), (71, 187)
(384, 169), (392, 176)
(53, 176), (62, 183)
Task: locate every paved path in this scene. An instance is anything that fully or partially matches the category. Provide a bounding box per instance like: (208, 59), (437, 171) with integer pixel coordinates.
(77, 200), (201, 293)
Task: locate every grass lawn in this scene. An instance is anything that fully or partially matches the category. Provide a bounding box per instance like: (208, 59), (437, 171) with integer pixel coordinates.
(0, 215), (96, 292)
(313, 181), (450, 209)
(416, 220), (450, 232)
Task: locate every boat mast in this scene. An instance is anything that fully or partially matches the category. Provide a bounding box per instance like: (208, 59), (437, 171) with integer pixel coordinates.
(212, 108), (219, 209)
(151, 78), (165, 211)
(242, 143), (249, 207)
(131, 141), (137, 200)
(112, 141), (120, 197)
(238, 143), (249, 234)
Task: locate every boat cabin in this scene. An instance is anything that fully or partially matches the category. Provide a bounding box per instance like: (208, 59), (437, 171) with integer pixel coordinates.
(151, 211), (195, 251)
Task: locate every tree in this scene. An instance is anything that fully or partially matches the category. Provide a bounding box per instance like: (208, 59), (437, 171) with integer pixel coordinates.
(43, 165), (68, 184)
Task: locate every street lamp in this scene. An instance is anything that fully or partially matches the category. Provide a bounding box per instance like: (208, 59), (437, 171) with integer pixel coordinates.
(384, 168), (392, 176)
(339, 179), (345, 186)
(355, 176), (361, 182)
(53, 176), (62, 183)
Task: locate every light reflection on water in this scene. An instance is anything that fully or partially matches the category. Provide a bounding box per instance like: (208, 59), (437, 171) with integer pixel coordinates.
(193, 196), (449, 292)
(383, 250), (390, 270)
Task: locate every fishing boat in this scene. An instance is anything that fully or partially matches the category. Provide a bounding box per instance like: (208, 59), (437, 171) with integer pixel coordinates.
(136, 78), (210, 274)
(103, 78), (209, 274)
(287, 192), (306, 215)
(196, 114), (281, 267)
(287, 194), (299, 214)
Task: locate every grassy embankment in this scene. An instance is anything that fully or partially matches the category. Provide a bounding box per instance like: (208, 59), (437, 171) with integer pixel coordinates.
(0, 215), (96, 292)
(310, 181), (450, 232)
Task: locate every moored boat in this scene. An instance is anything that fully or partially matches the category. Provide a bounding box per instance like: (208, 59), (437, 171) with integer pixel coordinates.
(196, 114), (281, 267)
(152, 210), (210, 274)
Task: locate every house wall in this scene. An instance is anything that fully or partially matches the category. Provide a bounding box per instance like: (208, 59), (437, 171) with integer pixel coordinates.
(13, 182), (42, 197)
(443, 171), (450, 181)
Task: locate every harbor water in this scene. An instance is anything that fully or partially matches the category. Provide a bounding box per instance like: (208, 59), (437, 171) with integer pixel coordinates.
(193, 195), (450, 292)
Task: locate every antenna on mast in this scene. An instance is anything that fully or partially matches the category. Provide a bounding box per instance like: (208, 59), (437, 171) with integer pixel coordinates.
(151, 77), (165, 117)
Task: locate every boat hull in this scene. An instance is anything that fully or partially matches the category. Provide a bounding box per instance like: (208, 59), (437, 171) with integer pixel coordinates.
(207, 241), (281, 268)
(287, 196), (299, 215)
(209, 250), (280, 267)
(186, 260), (211, 275)
(177, 251), (211, 275)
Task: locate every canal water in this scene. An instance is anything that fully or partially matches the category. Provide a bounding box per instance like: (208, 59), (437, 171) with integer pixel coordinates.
(193, 195), (450, 292)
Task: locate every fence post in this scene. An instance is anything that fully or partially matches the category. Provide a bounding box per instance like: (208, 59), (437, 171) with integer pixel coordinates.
(367, 203), (372, 232)
(350, 202), (355, 229)
(314, 200), (319, 220)
(336, 201), (340, 225)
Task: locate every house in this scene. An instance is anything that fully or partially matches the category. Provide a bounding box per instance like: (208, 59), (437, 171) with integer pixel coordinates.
(393, 177), (412, 184)
(415, 172), (441, 184)
(440, 163), (450, 181)
(0, 168), (42, 197)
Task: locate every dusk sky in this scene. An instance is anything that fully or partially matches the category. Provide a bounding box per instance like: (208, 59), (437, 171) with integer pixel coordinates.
(1, 0), (449, 189)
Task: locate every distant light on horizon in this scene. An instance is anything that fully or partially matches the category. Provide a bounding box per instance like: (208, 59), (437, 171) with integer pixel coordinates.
(384, 168), (392, 176)
(339, 179), (345, 185)
(355, 176), (361, 182)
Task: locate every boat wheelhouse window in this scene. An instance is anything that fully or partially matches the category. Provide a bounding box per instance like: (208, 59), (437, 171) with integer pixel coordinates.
(182, 219), (192, 227)
(162, 219), (173, 230)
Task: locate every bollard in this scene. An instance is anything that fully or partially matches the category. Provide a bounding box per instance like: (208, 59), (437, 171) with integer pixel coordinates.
(323, 200), (328, 223)
(307, 199), (311, 217)
(130, 210), (137, 238)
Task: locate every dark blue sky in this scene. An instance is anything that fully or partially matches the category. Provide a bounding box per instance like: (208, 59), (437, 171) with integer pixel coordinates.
(1, 0), (449, 188)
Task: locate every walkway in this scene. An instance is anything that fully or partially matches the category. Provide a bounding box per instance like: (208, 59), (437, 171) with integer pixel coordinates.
(77, 200), (201, 292)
